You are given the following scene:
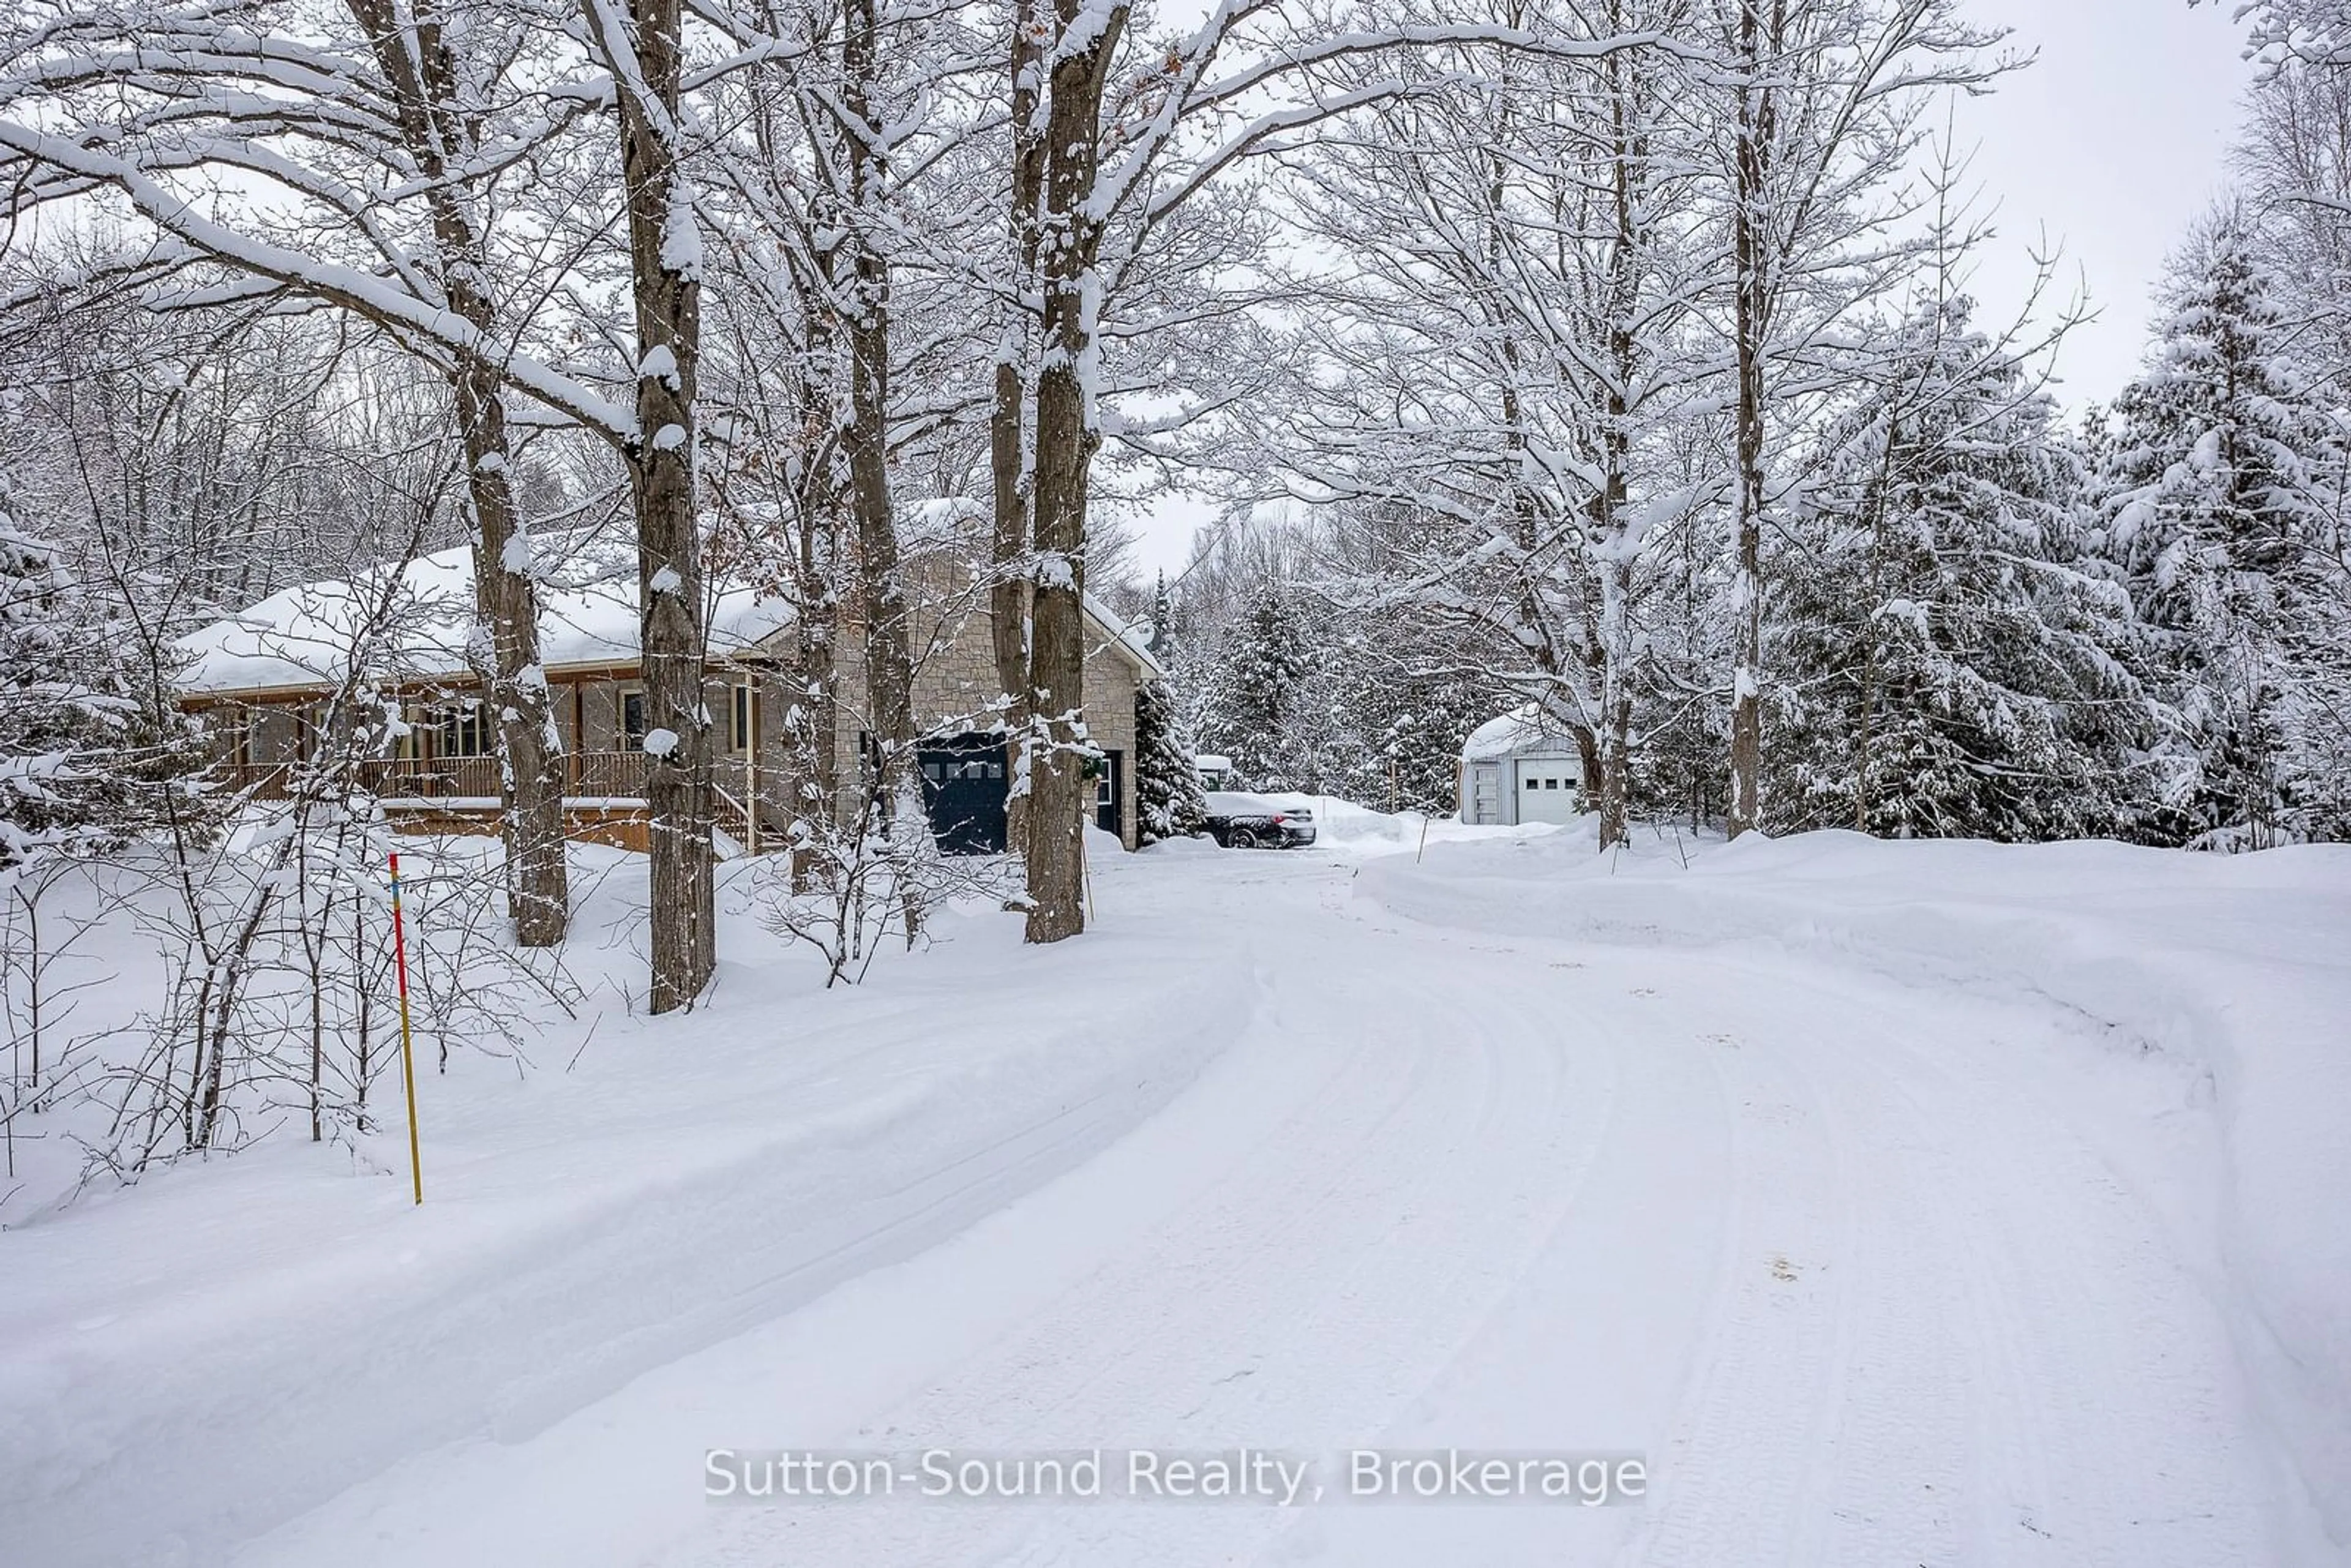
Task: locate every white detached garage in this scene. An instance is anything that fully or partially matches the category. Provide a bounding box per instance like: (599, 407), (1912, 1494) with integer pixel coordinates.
(1459, 705), (1588, 826)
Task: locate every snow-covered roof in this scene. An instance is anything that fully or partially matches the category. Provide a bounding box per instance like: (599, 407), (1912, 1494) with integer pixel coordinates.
(177, 525), (1165, 697)
(175, 535), (793, 697)
(1095, 600), (1166, 678)
(1462, 703), (1584, 762)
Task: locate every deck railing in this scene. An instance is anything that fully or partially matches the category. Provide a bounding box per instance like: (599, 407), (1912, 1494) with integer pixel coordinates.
(572, 749), (647, 800)
(225, 756), (503, 801)
(222, 751), (762, 812)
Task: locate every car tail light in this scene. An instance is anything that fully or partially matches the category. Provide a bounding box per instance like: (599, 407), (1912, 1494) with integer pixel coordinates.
(1271, 814), (1286, 825)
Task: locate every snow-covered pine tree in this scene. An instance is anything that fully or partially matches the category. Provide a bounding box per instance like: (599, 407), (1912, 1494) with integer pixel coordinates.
(1133, 677), (1209, 844)
(1205, 583), (1318, 789)
(1310, 628), (1497, 815)
(0, 492), (143, 876)
(1768, 296), (2146, 841)
(2091, 206), (2349, 846)
(1367, 679), (1493, 816)
(1147, 572), (1175, 658)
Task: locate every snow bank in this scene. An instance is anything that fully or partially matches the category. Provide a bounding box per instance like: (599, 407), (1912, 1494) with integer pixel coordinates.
(1357, 827), (2351, 1543)
(0, 853), (1251, 1568)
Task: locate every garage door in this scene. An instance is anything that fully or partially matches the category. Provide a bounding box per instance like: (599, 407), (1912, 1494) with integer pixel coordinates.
(1515, 759), (1581, 824)
(918, 733), (1010, 853)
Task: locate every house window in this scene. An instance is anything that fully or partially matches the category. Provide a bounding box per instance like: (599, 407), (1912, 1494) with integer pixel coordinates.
(440, 703), (492, 758)
(729, 683), (754, 754)
(619, 688), (647, 749)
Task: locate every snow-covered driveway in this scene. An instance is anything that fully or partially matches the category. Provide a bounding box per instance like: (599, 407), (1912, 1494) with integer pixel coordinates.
(215, 839), (2339, 1568)
(6, 831), (2344, 1566)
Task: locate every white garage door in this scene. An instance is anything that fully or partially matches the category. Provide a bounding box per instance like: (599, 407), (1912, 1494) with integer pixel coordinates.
(1515, 759), (1581, 824)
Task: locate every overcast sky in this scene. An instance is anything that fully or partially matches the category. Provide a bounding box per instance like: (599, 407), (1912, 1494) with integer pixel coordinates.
(1952, 0), (2254, 405)
(1123, 0), (2259, 579)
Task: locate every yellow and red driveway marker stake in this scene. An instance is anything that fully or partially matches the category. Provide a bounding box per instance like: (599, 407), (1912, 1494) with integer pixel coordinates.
(389, 852), (424, 1206)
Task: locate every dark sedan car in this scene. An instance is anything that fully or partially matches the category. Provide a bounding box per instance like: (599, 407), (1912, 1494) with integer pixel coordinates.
(1202, 791), (1318, 849)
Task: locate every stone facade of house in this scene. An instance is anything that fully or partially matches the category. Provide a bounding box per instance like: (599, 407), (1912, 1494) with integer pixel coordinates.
(825, 574), (1144, 847)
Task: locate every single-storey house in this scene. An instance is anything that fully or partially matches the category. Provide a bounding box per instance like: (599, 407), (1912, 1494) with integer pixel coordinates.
(1458, 705), (1587, 827)
(175, 529), (1164, 853)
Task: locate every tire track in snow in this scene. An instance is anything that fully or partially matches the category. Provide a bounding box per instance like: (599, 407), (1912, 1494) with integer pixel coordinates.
(1621, 992), (1854, 1567)
(1794, 973), (2279, 1563)
(1617, 958), (2279, 1567)
(668, 920), (1633, 1567)
(1348, 867), (2287, 1568)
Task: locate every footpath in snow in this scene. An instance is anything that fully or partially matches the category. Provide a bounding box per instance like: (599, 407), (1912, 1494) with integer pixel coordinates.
(2, 819), (2346, 1567)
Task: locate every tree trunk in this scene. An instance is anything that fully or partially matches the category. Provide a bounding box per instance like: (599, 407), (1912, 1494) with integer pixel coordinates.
(1854, 419), (1899, 832)
(602, 0), (714, 1012)
(1026, 230), (1093, 939)
(991, 357), (1033, 861)
(453, 364), (569, 946)
(1725, 0), (1772, 841)
(1598, 556), (1635, 849)
(1599, 695), (1633, 848)
(786, 454), (842, 864)
(840, 0), (918, 932)
(347, 0), (568, 944)
(1025, 369), (1090, 942)
(1018, 0), (1123, 943)
(991, 0), (1049, 865)
(1595, 48), (1640, 853)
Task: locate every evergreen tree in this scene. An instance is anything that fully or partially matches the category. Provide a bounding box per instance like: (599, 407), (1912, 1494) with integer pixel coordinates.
(1133, 677), (1209, 843)
(1321, 649), (1495, 814)
(2091, 206), (2349, 845)
(0, 501), (143, 876)
(1202, 583), (1319, 789)
(1146, 571), (1174, 658)
(1768, 297), (2146, 841)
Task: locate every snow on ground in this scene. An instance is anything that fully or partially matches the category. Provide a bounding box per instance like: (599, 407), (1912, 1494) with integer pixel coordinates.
(2, 817), (2347, 1566)
(1355, 823), (2351, 1555)
(1, 835), (1248, 1566)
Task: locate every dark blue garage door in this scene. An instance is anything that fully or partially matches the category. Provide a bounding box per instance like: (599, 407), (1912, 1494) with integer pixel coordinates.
(918, 733), (1009, 854)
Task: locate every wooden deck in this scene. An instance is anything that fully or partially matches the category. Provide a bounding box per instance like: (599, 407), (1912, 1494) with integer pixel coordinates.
(222, 751), (785, 849)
